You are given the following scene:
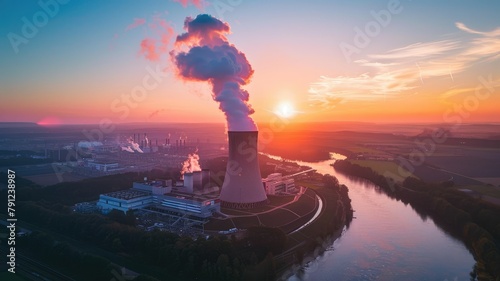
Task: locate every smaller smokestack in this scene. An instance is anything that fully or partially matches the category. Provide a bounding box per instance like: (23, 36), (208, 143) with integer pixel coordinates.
(201, 169), (210, 192)
(193, 171), (202, 192)
(184, 173), (194, 193)
(134, 133), (136, 143)
(183, 139), (186, 146)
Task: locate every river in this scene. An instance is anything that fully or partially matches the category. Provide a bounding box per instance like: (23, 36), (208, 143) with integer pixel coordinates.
(266, 153), (476, 281)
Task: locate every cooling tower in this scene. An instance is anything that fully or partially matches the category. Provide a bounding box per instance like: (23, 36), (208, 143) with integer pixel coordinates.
(219, 131), (267, 209)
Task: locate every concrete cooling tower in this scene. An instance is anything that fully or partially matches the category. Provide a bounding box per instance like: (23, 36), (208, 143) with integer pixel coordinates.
(219, 131), (268, 209)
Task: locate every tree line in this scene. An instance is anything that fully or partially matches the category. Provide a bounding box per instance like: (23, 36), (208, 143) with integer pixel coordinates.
(333, 159), (500, 280)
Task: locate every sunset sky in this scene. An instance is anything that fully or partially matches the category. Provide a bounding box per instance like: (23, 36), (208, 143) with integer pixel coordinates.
(1, 0), (499, 125)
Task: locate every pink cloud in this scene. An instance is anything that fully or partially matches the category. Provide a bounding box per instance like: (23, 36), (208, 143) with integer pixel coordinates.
(126, 18), (146, 31)
(173, 0), (205, 10)
(138, 17), (174, 62)
(139, 38), (159, 61)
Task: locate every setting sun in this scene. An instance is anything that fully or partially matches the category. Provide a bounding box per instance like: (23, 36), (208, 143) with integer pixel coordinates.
(274, 101), (297, 119)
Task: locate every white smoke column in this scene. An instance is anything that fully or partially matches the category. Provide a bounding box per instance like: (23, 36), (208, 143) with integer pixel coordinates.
(121, 146), (135, 153)
(172, 14), (257, 131)
(181, 151), (201, 177)
(128, 138), (144, 153)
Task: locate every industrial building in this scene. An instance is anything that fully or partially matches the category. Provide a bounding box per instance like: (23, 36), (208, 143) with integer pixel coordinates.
(96, 177), (220, 218)
(97, 189), (153, 213)
(86, 160), (121, 172)
(219, 131), (268, 209)
(262, 173), (296, 195)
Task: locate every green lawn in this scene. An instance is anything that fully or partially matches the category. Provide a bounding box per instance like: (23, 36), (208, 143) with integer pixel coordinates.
(296, 181), (323, 190)
(0, 272), (27, 281)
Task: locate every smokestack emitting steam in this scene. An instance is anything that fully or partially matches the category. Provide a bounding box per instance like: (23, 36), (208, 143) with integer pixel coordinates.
(172, 14), (267, 208)
(173, 14), (257, 131)
(181, 151), (201, 178)
(128, 138), (144, 153)
(121, 146), (135, 153)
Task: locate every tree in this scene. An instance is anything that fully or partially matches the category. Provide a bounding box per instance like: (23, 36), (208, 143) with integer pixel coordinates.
(322, 174), (339, 188)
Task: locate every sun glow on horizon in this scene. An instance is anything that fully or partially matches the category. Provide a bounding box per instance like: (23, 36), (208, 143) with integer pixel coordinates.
(274, 101), (298, 119)
(37, 116), (62, 126)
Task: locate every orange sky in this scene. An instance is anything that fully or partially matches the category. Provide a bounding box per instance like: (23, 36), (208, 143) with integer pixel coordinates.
(1, 2), (499, 125)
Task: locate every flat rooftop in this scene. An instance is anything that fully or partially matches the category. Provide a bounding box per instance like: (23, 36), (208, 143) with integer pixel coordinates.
(163, 190), (220, 203)
(102, 189), (151, 200)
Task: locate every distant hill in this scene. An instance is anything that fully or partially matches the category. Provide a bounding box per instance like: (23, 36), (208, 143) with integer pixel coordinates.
(0, 122), (39, 128)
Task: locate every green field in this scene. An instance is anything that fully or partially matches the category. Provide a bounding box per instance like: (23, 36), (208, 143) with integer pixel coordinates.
(458, 185), (500, 199)
(0, 272), (27, 281)
(349, 160), (417, 181)
(342, 145), (381, 154)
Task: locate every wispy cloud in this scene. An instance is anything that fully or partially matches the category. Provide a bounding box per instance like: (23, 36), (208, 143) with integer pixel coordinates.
(173, 0), (205, 10)
(441, 87), (476, 99)
(309, 23), (500, 107)
(370, 40), (460, 60)
(125, 18), (146, 31)
(455, 22), (500, 37)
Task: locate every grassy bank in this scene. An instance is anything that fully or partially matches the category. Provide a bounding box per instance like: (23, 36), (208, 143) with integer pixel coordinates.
(275, 176), (353, 279)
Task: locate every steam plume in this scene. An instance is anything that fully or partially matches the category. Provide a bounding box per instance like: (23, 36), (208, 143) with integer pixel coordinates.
(128, 138), (144, 153)
(148, 108), (165, 119)
(173, 14), (257, 131)
(181, 151), (201, 176)
(121, 146), (135, 153)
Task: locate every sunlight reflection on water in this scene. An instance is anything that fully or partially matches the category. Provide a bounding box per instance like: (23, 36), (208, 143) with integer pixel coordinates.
(268, 153), (476, 281)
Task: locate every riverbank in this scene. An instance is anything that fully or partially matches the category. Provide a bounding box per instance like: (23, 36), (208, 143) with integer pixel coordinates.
(275, 177), (353, 280)
(333, 159), (500, 281)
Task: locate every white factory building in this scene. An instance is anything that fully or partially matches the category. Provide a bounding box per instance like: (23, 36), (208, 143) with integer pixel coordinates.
(97, 177), (220, 218)
(262, 173), (296, 195)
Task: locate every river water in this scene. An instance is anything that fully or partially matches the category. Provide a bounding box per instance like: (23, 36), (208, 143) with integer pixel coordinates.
(267, 153), (475, 281)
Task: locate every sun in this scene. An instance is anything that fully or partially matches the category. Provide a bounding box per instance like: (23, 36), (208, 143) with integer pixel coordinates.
(274, 102), (297, 119)
(37, 116), (62, 126)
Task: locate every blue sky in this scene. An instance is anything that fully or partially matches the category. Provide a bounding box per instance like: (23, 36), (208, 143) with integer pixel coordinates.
(1, 0), (499, 124)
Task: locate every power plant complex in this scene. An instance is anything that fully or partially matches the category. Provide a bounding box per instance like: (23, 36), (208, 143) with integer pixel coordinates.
(77, 128), (302, 236)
